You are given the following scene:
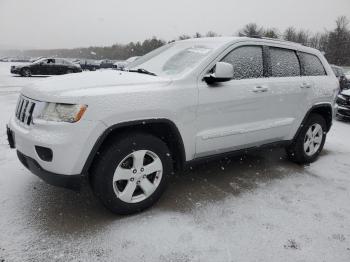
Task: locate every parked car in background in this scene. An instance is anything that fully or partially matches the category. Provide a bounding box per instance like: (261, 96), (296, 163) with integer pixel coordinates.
(113, 56), (140, 70)
(99, 59), (115, 69)
(10, 58), (82, 77)
(79, 59), (101, 71)
(331, 65), (349, 90)
(336, 89), (350, 119)
(7, 37), (338, 214)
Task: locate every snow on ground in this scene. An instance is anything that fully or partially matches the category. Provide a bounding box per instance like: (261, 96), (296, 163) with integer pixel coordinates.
(0, 62), (350, 261)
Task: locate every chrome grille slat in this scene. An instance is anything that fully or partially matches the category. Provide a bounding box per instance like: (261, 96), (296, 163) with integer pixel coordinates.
(15, 96), (36, 126)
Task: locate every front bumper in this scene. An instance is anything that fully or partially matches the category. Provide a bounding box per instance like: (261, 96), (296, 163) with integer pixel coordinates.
(10, 67), (20, 74)
(336, 104), (350, 118)
(8, 113), (106, 176)
(17, 150), (82, 190)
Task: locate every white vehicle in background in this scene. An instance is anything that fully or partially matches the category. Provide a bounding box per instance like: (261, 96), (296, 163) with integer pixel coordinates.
(7, 37), (338, 215)
(113, 56), (140, 70)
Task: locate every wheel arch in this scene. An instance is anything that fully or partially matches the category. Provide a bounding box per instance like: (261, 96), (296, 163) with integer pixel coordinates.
(81, 119), (186, 176)
(293, 103), (333, 141)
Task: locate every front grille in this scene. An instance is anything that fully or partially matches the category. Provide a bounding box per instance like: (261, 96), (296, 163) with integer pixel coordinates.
(15, 96), (36, 126)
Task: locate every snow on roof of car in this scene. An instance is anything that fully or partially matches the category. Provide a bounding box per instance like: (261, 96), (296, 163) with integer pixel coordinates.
(179, 36), (311, 50)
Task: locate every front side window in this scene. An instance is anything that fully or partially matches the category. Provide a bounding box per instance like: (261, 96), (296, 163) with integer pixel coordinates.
(301, 53), (326, 76)
(270, 47), (300, 77)
(221, 46), (263, 80)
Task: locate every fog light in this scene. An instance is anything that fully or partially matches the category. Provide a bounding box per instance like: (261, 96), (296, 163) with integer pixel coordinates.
(35, 146), (53, 162)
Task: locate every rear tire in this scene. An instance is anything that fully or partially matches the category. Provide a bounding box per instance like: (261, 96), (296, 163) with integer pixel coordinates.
(66, 69), (74, 74)
(286, 113), (327, 164)
(90, 132), (173, 215)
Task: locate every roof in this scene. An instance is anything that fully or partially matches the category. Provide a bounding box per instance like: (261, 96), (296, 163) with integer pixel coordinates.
(179, 36), (318, 53)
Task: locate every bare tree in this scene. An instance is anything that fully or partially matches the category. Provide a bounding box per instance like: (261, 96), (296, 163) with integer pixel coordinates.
(326, 16), (350, 65)
(205, 31), (218, 37)
(283, 27), (297, 42)
(238, 23), (264, 37)
(295, 30), (310, 45)
(263, 28), (279, 38)
(193, 32), (202, 38)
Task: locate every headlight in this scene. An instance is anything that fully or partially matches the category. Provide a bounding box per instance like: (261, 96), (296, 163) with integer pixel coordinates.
(37, 103), (87, 123)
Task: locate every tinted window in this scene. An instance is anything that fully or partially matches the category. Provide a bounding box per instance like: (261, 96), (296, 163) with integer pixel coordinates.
(301, 53), (326, 76)
(222, 46), (263, 79)
(270, 47), (300, 77)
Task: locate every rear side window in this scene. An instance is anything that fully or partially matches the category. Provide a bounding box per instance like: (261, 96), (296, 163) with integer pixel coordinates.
(300, 53), (326, 76)
(222, 46), (263, 79)
(269, 47), (300, 77)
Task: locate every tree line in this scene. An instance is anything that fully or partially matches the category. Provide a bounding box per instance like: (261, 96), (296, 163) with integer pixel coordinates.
(2, 16), (350, 66)
(237, 16), (350, 66)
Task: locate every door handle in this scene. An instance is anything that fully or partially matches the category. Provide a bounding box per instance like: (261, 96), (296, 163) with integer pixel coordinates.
(300, 82), (311, 89)
(252, 86), (269, 93)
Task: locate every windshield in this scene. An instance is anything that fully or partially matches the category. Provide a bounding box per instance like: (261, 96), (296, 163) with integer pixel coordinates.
(128, 41), (220, 77)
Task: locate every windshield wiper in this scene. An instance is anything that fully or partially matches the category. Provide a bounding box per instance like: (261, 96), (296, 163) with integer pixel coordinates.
(128, 68), (157, 76)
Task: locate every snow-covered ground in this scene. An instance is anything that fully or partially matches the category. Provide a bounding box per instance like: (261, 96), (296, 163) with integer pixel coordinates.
(0, 62), (350, 261)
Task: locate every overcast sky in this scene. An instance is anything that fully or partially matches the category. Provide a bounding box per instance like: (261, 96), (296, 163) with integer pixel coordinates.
(0, 0), (349, 50)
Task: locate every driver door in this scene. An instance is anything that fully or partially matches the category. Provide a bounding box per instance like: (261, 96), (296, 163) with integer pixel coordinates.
(196, 45), (269, 157)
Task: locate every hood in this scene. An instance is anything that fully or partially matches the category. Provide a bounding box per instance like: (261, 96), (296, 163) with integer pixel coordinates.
(12, 63), (28, 68)
(21, 70), (172, 102)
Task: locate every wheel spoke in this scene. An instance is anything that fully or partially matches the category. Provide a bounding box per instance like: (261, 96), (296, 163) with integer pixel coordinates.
(132, 150), (147, 170)
(140, 178), (155, 196)
(309, 142), (315, 154)
(113, 167), (133, 182)
(306, 128), (313, 139)
(304, 139), (311, 152)
(143, 157), (162, 175)
(314, 135), (322, 144)
(118, 181), (137, 202)
(312, 125), (321, 136)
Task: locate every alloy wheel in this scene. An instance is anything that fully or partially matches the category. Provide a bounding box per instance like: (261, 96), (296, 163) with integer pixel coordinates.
(112, 150), (163, 203)
(303, 123), (323, 156)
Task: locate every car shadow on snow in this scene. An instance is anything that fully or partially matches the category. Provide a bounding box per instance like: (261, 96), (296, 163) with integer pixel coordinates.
(159, 148), (304, 212)
(23, 147), (307, 235)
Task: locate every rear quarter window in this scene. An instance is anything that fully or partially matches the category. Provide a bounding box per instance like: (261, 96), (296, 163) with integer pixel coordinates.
(300, 53), (326, 76)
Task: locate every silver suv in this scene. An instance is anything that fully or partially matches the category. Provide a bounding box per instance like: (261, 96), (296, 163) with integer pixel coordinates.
(7, 37), (339, 214)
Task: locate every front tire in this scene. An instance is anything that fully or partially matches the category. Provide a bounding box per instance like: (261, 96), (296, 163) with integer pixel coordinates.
(286, 113), (327, 164)
(20, 68), (31, 77)
(91, 132), (173, 215)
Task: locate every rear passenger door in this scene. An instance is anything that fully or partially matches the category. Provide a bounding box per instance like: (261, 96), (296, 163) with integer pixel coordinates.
(264, 46), (308, 140)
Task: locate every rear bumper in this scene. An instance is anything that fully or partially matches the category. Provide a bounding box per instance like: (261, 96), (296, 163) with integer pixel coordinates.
(17, 150), (82, 190)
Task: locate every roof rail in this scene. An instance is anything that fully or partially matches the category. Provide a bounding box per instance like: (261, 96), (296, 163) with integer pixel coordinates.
(248, 35), (303, 46)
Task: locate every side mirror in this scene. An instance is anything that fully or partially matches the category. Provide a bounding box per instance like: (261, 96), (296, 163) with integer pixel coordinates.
(204, 62), (233, 84)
